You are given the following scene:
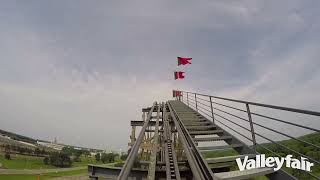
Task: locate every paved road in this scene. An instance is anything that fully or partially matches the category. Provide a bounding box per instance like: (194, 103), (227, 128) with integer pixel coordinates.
(0, 166), (86, 175)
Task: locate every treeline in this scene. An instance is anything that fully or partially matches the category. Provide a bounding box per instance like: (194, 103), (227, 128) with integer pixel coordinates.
(0, 129), (37, 145)
(43, 146), (91, 168)
(94, 152), (122, 163)
(1, 144), (48, 157)
(43, 152), (72, 167)
(61, 146), (90, 162)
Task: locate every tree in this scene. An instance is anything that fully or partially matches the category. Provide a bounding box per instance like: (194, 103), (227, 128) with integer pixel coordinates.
(62, 147), (74, 156)
(120, 154), (128, 161)
(4, 144), (10, 152)
(83, 150), (90, 157)
(95, 153), (101, 161)
(35, 148), (41, 156)
(4, 152), (11, 160)
(101, 153), (117, 163)
(43, 157), (49, 165)
(41, 149), (46, 155)
(100, 153), (108, 163)
(48, 152), (72, 167)
(73, 153), (81, 162)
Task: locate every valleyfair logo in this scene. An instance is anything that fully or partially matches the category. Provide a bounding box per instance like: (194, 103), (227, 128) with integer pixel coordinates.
(236, 154), (314, 172)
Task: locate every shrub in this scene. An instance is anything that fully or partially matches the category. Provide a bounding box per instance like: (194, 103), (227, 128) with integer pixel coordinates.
(4, 152), (11, 160)
(120, 154), (128, 161)
(95, 153), (100, 161)
(43, 157), (49, 165)
(101, 153), (117, 163)
(48, 152), (72, 167)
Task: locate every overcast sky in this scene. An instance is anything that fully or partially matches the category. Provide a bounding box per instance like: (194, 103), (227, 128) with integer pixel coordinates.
(0, 1), (319, 150)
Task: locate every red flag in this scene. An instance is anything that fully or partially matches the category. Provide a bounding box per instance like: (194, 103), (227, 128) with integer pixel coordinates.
(173, 90), (177, 97)
(177, 57), (192, 66)
(176, 91), (182, 96)
(174, 71), (185, 79)
(173, 90), (182, 97)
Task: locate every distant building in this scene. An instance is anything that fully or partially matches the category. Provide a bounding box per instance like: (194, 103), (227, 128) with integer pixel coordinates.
(37, 138), (65, 151)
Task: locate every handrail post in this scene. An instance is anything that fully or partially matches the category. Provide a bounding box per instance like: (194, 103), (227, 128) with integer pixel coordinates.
(195, 93), (198, 111)
(181, 92), (183, 102)
(209, 96), (215, 123)
(246, 103), (257, 152)
(187, 92), (189, 106)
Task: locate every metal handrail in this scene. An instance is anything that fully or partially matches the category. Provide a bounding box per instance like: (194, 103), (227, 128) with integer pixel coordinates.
(182, 91), (320, 132)
(189, 99), (320, 163)
(214, 118), (253, 142)
(190, 93), (249, 113)
(187, 98), (320, 179)
(199, 100), (320, 149)
(211, 101), (248, 113)
(252, 121), (320, 150)
(196, 100), (211, 109)
(254, 131), (320, 165)
(251, 112), (320, 132)
(186, 98), (320, 164)
(180, 90), (320, 179)
(196, 96), (211, 103)
(196, 95), (320, 133)
(192, 103), (253, 135)
(183, 91), (320, 116)
(186, 101), (254, 142)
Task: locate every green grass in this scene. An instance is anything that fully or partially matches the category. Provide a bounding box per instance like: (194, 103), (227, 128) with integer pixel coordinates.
(250, 176), (269, 180)
(257, 132), (320, 179)
(72, 156), (101, 167)
(0, 169), (87, 180)
(0, 153), (101, 169)
(0, 153), (55, 169)
(201, 133), (320, 179)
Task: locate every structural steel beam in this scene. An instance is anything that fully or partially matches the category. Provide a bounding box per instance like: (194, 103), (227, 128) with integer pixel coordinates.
(163, 102), (181, 180)
(117, 102), (156, 180)
(147, 102), (161, 179)
(131, 120), (165, 126)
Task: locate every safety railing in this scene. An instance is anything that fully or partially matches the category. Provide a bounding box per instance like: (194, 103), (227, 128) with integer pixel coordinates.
(180, 91), (320, 180)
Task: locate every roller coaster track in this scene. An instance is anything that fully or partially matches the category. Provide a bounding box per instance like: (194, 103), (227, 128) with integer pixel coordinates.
(168, 101), (214, 180)
(89, 90), (320, 180)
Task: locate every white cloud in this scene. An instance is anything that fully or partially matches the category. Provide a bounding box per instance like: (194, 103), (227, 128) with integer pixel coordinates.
(0, 0), (319, 149)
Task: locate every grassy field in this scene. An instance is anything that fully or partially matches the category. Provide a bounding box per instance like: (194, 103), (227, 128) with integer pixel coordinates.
(72, 156), (100, 167)
(257, 132), (320, 179)
(0, 152), (101, 179)
(0, 168), (87, 180)
(0, 153), (55, 169)
(0, 153), (101, 169)
(201, 132), (320, 179)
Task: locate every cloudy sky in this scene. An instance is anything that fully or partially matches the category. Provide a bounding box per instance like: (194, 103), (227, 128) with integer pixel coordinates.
(0, 1), (319, 150)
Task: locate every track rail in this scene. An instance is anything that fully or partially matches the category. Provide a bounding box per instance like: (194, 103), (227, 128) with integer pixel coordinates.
(147, 102), (161, 179)
(168, 101), (215, 180)
(163, 103), (181, 180)
(117, 102), (156, 180)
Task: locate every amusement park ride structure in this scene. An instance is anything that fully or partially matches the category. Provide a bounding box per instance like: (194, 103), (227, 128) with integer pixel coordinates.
(88, 91), (320, 180)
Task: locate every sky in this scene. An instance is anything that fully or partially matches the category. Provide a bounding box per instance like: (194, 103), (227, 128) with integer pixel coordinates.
(0, 1), (319, 150)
